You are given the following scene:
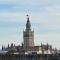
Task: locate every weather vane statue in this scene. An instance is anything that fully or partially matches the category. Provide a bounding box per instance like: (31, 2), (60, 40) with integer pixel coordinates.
(26, 9), (30, 17)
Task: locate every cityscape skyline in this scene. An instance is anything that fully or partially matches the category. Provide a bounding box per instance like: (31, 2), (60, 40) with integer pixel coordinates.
(0, 0), (60, 49)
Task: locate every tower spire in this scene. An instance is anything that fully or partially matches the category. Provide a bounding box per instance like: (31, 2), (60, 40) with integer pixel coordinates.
(23, 15), (34, 48)
(26, 14), (31, 30)
(26, 14), (30, 23)
(26, 14), (29, 20)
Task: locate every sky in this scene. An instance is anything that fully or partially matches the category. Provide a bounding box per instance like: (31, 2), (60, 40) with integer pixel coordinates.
(0, 0), (60, 49)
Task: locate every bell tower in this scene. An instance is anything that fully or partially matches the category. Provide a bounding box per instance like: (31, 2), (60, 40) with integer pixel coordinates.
(23, 15), (34, 48)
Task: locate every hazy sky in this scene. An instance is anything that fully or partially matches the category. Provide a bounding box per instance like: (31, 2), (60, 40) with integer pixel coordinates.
(0, 0), (60, 49)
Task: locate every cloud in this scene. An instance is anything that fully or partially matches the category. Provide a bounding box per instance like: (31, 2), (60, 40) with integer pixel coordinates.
(0, 0), (60, 49)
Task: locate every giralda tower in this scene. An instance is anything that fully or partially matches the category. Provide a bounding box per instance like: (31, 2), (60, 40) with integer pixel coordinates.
(23, 15), (34, 48)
